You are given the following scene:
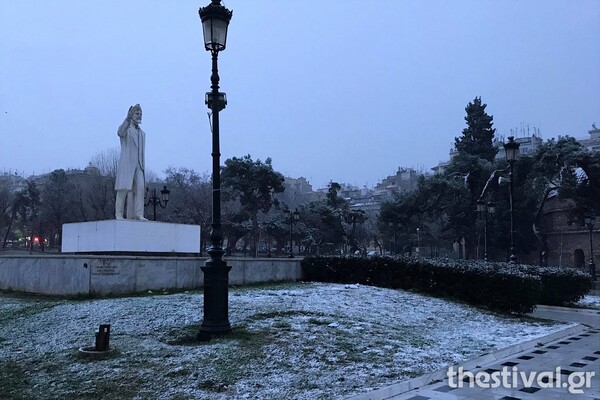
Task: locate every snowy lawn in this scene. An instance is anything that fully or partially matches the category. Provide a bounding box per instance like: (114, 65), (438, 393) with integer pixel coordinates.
(0, 282), (574, 400)
(573, 294), (600, 310)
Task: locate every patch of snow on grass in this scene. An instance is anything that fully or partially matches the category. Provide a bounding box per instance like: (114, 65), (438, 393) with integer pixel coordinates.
(0, 282), (573, 400)
(576, 294), (600, 309)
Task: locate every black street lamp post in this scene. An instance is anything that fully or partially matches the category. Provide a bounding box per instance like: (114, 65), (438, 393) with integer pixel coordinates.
(285, 209), (300, 258)
(266, 222), (274, 258)
(584, 215), (597, 281)
(388, 222), (399, 255)
(145, 185), (170, 221)
(261, 221), (276, 258)
(503, 136), (520, 264)
(347, 210), (364, 254)
(198, 0), (233, 340)
(268, 232), (272, 258)
(477, 199), (495, 261)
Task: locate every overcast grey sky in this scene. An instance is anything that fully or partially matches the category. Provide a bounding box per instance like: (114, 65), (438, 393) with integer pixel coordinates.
(1, 0), (599, 189)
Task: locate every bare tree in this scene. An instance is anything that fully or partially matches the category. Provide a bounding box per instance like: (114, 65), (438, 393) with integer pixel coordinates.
(144, 169), (161, 184)
(7, 181), (41, 251)
(0, 185), (11, 225)
(164, 167), (212, 251)
(86, 180), (115, 220)
(39, 170), (79, 249)
(89, 148), (119, 177)
(0, 184), (13, 247)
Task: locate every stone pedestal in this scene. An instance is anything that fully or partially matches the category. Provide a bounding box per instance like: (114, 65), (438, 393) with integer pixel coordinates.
(62, 220), (201, 254)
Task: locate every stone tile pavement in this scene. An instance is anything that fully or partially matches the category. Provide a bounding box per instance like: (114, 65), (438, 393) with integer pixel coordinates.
(348, 306), (600, 400)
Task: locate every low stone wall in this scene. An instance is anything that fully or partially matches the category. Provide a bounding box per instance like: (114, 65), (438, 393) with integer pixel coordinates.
(0, 255), (303, 296)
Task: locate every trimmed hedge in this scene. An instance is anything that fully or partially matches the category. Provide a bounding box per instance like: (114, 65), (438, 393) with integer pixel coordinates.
(514, 265), (592, 306)
(301, 256), (592, 314)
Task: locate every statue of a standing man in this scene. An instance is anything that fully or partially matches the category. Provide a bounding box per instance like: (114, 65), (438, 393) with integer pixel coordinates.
(115, 104), (147, 220)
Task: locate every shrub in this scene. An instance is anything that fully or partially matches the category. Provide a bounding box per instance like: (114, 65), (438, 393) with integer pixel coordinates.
(514, 265), (591, 306)
(301, 256), (591, 314)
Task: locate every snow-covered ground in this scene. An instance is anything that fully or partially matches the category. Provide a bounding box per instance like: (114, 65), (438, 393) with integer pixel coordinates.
(0, 282), (574, 399)
(575, 294), (600, 309)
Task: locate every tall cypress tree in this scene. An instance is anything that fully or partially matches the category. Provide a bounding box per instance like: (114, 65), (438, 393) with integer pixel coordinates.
(455, 97), (497, 162)
(445, 97), (498, 259)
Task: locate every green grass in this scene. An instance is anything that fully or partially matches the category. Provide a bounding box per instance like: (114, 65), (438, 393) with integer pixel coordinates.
(190, 326), (273, 393)
(308, 317), (333, 325)
(248, 309), (326, 321)
(229, 280), (301, 292)
(160, 323), (203, 345)
(0, 361), (34, 400)
(73, 347), (123, 363)
(68, 375), (144, 399)
(0, 281), (571, 399)
(0, 302), (57, 323)
(161, 323), (264, 346)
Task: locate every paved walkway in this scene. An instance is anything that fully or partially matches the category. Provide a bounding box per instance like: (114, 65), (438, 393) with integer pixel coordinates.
(349, 306), (600, 400)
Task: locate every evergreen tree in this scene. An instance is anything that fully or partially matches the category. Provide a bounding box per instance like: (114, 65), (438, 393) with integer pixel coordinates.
(221, 155), (285, 256)
(302, 182), (348, 255)
(441, 97), (498, 257)
(532, 136), (600, 219)
(455, 97), (497, 162)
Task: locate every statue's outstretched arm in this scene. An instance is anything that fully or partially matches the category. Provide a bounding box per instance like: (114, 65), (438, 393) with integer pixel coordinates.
(117, 115), (131, 138)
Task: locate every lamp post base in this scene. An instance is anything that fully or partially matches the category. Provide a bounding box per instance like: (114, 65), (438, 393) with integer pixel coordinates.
(198, 263), (232, 341)
(590, 262), (597, 281)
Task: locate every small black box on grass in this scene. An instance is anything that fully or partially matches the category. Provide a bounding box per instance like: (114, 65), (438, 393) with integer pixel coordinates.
(95, 324), (110, 352)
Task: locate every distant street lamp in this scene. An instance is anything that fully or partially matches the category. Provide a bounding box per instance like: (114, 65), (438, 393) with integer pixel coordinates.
(347, 210), (364, 254)
(261, 220), (277, 258)
(284, 209), (300, 258)
(145, 185), (170, 221)
(503, 136), (520, 263)
(198, 0), (233, 340)
(416, 227), (421, 255)
(388, 222), (399, 255)
(584, 215), (597, 281)
(265, 221), (274, 258)
(477, 199), (495, 261)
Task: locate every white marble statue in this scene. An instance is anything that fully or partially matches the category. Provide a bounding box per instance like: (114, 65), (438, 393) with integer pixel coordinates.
(115, 104), (147, 220)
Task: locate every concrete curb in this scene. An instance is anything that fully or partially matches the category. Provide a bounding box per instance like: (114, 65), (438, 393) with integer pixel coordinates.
(345, 323), (584, 400)
(535, 304), (600, 314)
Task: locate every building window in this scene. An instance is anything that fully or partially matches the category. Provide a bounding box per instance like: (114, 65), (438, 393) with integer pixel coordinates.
(574, 249), (585, 268)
